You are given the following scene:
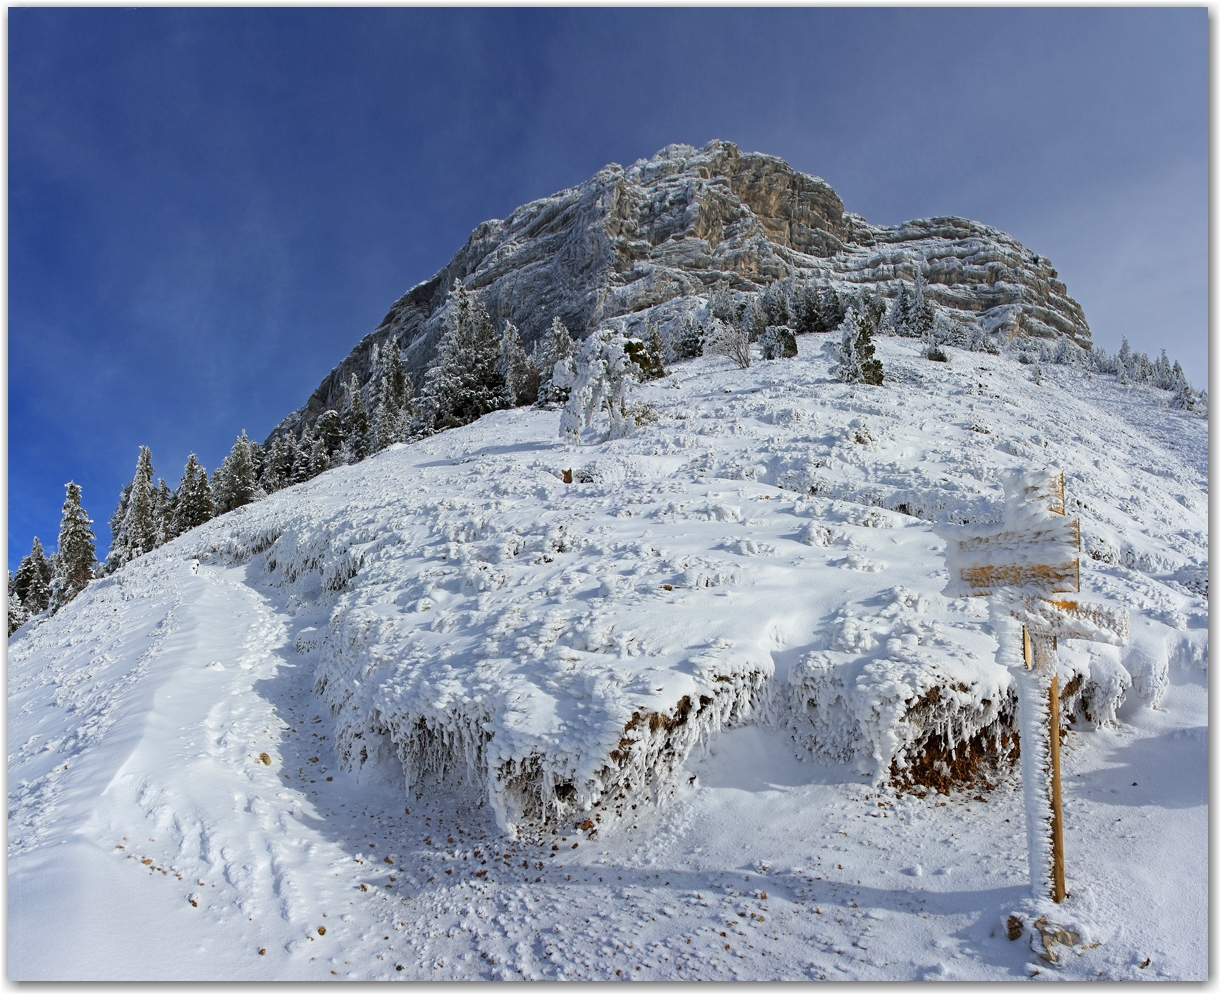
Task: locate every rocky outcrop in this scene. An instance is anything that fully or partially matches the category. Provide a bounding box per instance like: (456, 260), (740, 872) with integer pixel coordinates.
(272, 140), (1090, 440)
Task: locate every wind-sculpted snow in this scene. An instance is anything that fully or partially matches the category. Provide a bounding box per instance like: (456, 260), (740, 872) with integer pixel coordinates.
(113, 335), (1205, 833)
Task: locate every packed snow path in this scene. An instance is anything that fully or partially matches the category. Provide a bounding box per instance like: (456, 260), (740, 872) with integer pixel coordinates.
(10, 336), (1206, 979)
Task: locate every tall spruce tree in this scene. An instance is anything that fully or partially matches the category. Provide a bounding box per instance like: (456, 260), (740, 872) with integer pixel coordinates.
(214, 431), (261, 514)
(13, 537), (52, 614)
(108, 447), (157, 571)
(343, 374), (372, 461)
(909, 269), (935, 337)
(262, 437), (288, 493)
(857, 318), (884, 386)
(154, 479), (175, 546)
(286, 433), (310, 485)
(831, 309), (864, 384)
(316, 410), (343, 458)
(534, 316), (576, 404)
(499, 321), (538, 406)
(51, 481), (95, 610)
(308, 430), (330, 477)
(8, 584), (30, 636)
(172, 453), (213, 534)
(417, 279), (513, 432)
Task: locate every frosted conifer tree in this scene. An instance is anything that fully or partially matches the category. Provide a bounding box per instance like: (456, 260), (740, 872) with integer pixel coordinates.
(830, 308), (864, 383)
(172, 453), (212, 535)
(315, 410), (343, 459)
(889, 280), (911, 336)
(558, 329), (639, 442)
(13, 537), (52, 615)
(343, 374), (372, 461)
(372, 344), (413, 449)
(498, 321), (538, 406)
(214, 431), (261, 514)
(534, 316), (576, 404)
(910, 269), (935, 337)
(417, 279), (513, 432)
(154, 479), (175, 546)
(308, 431), (330, 477)
(8, 586), (30, 636)
(262, 438), (288, 493)
(284, 433), (307, 485)
(107, 447), (157, 571)
(50, 481), (95, 611)
(675, 311), (704, 358)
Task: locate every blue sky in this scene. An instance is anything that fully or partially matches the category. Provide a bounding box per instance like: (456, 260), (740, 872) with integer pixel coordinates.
(9, 8), (1207, 571)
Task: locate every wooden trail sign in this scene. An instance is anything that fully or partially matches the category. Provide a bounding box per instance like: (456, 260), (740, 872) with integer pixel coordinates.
(936, 470), (1128, 906)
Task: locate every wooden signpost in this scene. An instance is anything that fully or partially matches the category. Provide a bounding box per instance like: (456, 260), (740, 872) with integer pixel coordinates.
(937, 470), (1128, 906)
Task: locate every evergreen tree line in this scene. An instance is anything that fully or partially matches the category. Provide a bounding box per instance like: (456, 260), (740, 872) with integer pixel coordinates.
(9, 482), (96, 634)
(9, 279), (609, 634)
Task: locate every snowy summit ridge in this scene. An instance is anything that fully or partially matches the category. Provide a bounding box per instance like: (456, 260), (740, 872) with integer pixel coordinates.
(276, 140), (1090, 438)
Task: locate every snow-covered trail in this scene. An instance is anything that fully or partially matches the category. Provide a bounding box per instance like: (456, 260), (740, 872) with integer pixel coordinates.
(10, 557), (1206, 980)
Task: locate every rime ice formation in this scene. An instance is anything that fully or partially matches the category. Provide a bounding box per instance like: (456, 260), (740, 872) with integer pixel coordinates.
(272, 140), (1091, 440)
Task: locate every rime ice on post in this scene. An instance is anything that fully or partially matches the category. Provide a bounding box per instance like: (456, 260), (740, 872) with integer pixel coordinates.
(937, 470), (1128, 906)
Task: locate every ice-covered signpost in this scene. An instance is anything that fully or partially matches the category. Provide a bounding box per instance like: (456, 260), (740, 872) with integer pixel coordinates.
(937, 471), (1128, 908)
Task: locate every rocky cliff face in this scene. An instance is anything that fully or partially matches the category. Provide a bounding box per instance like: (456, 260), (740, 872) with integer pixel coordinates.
(272, 140), (1090, 440)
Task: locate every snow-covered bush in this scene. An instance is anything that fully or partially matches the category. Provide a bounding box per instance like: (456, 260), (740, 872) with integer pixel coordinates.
(760, 325), (797, 360)
(705, 315), (751, 369)
(557, 328), (641, 442)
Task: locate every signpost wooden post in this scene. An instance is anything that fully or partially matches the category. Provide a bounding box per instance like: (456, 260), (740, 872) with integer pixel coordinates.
(937, 470), (1128, 907)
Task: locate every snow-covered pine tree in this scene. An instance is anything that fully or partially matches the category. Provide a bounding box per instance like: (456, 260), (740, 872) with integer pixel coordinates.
(371, 343), (414, 449)
(262, 437), (288, 493)
(889, 280), (911, 336)
(761, 282), (789, 328)
(558, 329), (640, 442)
(154, 479), (175, 546)
(857, 288), (886, 336)
(107, 481), (132, 571)
(417, 280), (513, 432)
(910, 268), (935, 338)
(8, 586), (30, 636)
(315, 410), (343, 459)
(817, 285), (845, 333)
(534, 316), (576, 404)
(498, 321), (538, 406)
(13, 537), (52, 615)
(50, 481), (95, 611)
(1117, 336), (1132, 380)
(674, 311), (705, 358)
(741, 297), (769, 343)
(172, 453), (213, 534)
(343, 374), (372, 461)
(857, 318), (883, 386)
(831, 308), (864, 383)
(308, 430), (330, 477)
(284, 433), (308, 485)
(107, 447), (157, 571)
(213, 431), (261, 514)
(760, 325), (798, 360)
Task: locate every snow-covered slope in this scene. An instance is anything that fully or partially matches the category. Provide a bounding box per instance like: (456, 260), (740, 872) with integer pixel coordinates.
(9, 337), (1207, 980)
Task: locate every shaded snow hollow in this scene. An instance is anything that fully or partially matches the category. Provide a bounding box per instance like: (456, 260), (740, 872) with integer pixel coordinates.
(9, 335), (1207, 980)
